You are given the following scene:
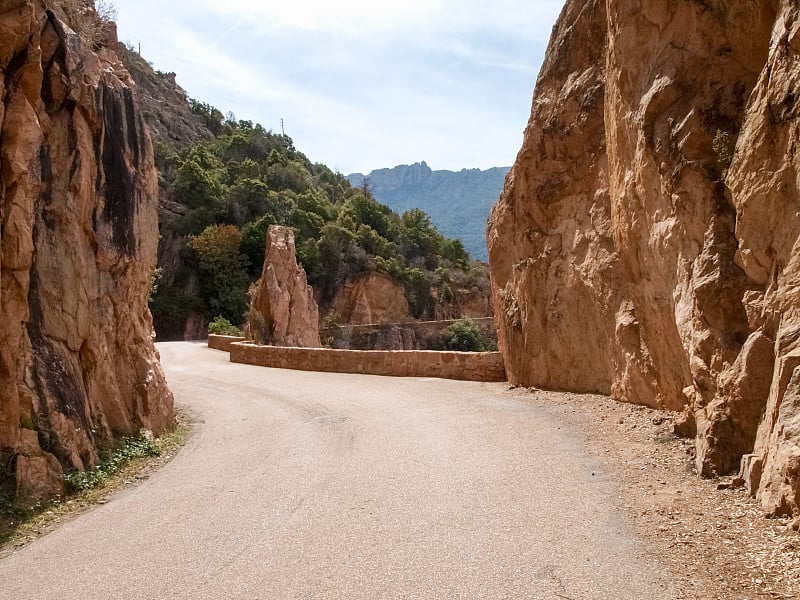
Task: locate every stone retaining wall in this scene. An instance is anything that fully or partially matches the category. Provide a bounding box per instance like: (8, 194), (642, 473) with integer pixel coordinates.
(228, 342), (506, 382)
(207, 335), (246, 352)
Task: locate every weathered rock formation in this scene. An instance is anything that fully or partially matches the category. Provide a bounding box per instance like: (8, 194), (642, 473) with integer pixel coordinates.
(332, 272), (411, 325)
(433, 284), (493, 321)
(116, 43), (213, 153)
(114, 40), (215, 341)
(247, 225), (321, 347)
(0, 1), (174, 503)
(488, 0), (800, 518)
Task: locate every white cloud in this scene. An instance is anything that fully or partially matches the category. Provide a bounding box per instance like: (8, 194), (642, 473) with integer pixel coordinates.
(113, 0), (564, 173)
(199, 0), (438, 36)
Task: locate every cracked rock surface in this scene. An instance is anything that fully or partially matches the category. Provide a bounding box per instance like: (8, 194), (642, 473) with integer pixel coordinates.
(0, 0), (173, 503)
(488, 0), (800, 519)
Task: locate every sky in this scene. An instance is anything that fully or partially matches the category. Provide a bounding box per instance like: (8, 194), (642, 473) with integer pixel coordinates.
(112, 0), (564, 175)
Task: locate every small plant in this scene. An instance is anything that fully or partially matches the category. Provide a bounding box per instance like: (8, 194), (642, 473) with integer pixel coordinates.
(63, 431), (160, 492)
(712, 129), (735, 181)
(208, 315), (243, 337)
(245, 307), (271, 345)
(148, 267), (163, 302)
(444, 317), (487, 352)
(321, 311), (342, 348)
(55, 0), (117, 49)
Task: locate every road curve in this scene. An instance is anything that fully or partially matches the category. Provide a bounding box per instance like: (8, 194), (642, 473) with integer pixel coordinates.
(0, 342), (675, 599)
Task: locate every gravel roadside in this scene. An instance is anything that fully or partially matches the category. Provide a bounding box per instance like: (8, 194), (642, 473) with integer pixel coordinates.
(512, 387), (799, 600)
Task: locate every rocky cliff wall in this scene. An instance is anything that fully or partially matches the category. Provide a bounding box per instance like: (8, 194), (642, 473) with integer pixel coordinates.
(488, 0), (800, 518)
(332, 272), (412, 325)
(0, 0), (174, 503)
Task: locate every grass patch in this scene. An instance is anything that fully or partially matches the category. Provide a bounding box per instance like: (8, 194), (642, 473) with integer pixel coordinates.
(0, 416), (190, 552)
(63, 433), (161, 492)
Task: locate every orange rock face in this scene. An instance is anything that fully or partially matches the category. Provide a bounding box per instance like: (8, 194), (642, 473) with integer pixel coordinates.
(488, 0), (800, 516)
(0, 1), (174, 503)
(332, 272), (411, 325)
(247, 226), (321, 347)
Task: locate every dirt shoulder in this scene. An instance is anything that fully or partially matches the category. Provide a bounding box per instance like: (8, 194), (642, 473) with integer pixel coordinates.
(516, 387), (799, 600)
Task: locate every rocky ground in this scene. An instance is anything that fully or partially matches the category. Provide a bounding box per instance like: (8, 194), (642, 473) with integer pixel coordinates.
(513, 387), (800, 600)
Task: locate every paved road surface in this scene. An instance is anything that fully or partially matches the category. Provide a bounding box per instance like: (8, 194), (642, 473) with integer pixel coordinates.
(0, 342), (676, 599)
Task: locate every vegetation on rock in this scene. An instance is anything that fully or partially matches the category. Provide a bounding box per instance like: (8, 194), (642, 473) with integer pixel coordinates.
(146, 108), (485, 337)
(63, 432), (161, 492)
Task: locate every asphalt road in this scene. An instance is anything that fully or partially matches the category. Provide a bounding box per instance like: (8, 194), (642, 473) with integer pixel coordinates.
(0, 342), (676, 599)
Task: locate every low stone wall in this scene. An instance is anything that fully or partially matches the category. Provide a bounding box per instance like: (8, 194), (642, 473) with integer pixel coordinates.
(208, 335), (246, 352)
(229, 342), (506, 382)
(324, 317), (498, 351)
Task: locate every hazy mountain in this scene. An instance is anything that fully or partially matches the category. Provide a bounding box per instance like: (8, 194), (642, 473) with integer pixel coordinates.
(348, 162), (509, 262)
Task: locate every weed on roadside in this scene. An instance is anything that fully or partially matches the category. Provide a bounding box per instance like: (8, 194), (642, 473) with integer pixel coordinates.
(0, 417), (190, 552)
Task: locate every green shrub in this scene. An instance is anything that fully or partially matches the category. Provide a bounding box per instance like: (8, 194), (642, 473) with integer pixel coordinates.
(444, 318), (487, 352)
(208, 316), (243, 337)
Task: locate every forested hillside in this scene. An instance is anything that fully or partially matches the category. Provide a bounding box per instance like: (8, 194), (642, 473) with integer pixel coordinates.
(118, 47), (490, 339)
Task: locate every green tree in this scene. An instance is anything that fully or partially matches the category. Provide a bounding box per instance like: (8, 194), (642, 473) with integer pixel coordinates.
(340, 194), (397, 241)
(173, 147), (227, 234)
(174, 159), (223, 210)
(240, 217), (271, 277)
(188, 224), (250, 324)
(400, 208), (442, 268)
(226, 178), (270, 226)
(403, 267), (433, 319)
(189, 99), (225, 135)
(439, 237), (469, 269)
(265, 160), (310, 193)
(290, 209), (326, 241)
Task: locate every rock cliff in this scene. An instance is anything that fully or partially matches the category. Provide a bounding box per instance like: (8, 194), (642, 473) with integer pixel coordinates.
(247, 226), (321, 348)
(115, 43), (213, 341)
(0, 0), (174, 503)
(488, 0), (800, 518)
(332, 272), (412, 325)
(116, 43), (213, 153)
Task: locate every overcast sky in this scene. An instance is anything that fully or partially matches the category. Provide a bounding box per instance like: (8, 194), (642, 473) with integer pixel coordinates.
(112, 0), (564, 175)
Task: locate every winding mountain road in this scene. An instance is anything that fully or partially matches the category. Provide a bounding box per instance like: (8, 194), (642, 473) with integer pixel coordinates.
(0, 342), (676, 599)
